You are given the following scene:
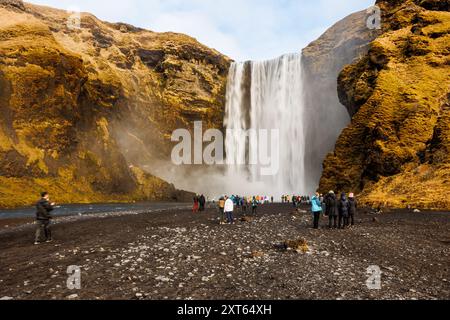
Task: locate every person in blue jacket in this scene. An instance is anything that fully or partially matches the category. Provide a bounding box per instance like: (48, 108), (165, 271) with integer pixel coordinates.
(311, 192), (323, 229)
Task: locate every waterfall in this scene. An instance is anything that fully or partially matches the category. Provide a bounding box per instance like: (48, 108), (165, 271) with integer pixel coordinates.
(224, 53), (307, 197)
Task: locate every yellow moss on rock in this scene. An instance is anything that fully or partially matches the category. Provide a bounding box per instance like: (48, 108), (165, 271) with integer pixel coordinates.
(320, 0), (450, 209)
(0, 1), (210, 208)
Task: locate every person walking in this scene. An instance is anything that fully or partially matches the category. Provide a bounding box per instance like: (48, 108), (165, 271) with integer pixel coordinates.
(311, 192), (322, 229)
(34, 192), (55, 245)
(292, 195), (297, 208)
(325, 191), (338, 229)
(251, 196), (258, 215)
(199, 194), (206, 211)
(241, 197), (248, 214)
(348, 193), (357, 227)
(338, 192), (350, 229)
(224, 196), (234, 224)
(193, 195), (199, 213)
(218, 196), (226, 223)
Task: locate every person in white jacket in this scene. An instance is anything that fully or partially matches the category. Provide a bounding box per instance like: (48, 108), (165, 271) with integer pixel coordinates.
(224, 196), (234, 224)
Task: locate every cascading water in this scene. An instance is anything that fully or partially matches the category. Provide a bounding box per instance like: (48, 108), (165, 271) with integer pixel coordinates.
(224, 53), (307, 197)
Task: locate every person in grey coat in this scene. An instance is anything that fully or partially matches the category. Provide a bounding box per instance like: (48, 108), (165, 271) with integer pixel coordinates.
(34, 192), (55, 244)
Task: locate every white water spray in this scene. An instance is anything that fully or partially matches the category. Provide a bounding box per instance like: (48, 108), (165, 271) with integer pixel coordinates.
(224, 53), (307, 197)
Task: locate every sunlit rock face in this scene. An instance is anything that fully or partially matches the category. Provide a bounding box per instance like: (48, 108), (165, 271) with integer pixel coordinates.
(0, 0), (229, 207)
(320, 0), (450, 209)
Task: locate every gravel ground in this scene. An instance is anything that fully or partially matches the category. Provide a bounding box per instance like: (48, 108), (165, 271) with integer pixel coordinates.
(0, 204), (448, 300)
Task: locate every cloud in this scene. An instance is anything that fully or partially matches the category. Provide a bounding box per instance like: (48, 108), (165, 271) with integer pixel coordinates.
(27, 0), (375, 61)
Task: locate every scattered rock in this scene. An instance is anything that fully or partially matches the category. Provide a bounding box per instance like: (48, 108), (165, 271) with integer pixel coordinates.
(155, 276), (170, 282)
(241, 216), (255, 223)
(284, 239), (309, 253)
(251, 251), (265, 259)
(290, 210), (300, 216)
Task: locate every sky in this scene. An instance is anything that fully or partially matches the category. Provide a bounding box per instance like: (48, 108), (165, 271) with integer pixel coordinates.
(27, 0), (375, 62)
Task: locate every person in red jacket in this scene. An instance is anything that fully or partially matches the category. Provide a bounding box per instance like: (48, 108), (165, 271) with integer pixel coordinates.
(192, 195), (200, 213)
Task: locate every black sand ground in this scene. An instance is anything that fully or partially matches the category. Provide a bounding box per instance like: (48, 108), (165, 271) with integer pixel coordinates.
(0, 204), (448, 300)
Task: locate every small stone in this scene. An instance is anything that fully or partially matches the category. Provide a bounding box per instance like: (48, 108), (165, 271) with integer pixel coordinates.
(0, 296), (13, 300)
(155, 276), (170, 282)
(67, 294), (79, 300)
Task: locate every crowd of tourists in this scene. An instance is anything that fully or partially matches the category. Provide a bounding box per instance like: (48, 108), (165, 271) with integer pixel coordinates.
(311, 191), (358, 230)
(215, 195), (265, 224)
(204, 191), (357, 229)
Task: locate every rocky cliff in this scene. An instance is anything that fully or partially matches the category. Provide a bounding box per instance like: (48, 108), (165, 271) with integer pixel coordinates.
(302, 9), (380, 189)
(320, 0), (450, 209)
(0, 0), (230, 208)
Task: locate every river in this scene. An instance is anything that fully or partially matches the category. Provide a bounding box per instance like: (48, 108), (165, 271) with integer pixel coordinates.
(0, 202), (191, 220)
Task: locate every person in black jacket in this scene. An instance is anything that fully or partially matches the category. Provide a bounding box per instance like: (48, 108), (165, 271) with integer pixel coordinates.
(338, 192), (350, 229)
(199, 194), (206, 211)
(34, 192), (55, 245)
(348, 193), (357, 227)
(325, 191), (338, 229)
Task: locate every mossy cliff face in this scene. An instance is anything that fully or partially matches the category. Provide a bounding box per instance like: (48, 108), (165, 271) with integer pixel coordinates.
(320, 0), (450, 209)
(0, 0), (229, 208)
